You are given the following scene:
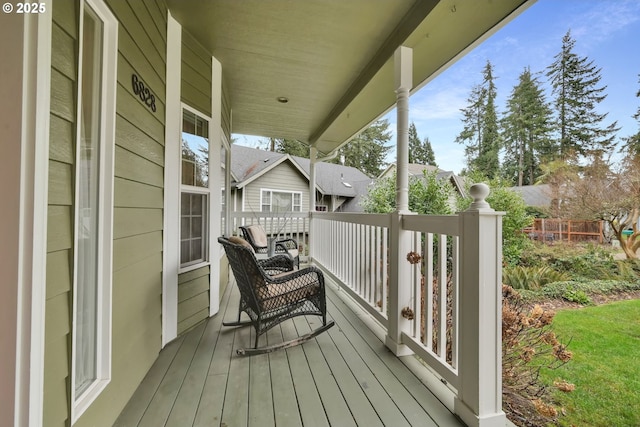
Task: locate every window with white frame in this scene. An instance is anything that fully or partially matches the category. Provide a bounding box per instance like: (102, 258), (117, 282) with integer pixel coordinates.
(180, 107), (210, 268)
(260, 189), (302, 212)
(72, 0), (117, 421)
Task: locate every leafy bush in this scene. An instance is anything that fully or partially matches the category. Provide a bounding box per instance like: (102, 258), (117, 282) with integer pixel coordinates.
(519, 242), (640, 282)
(457, 175), (533, 265)
(360, 170), (453, 215)
(503, 265), (570, 290)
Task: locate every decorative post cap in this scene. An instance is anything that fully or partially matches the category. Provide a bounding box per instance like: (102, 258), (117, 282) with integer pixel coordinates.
(467, 183), (493, 211)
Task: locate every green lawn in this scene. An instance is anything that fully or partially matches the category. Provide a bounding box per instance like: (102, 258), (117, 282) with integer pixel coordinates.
(540, 299), (640, 427)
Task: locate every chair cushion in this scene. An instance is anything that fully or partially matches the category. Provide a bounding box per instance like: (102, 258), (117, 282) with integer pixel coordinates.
(228, 236), (255, 253)
(246, 225), (268, 247)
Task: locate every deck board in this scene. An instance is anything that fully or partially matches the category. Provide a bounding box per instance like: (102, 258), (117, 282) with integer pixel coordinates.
(115, 275), (464, 427)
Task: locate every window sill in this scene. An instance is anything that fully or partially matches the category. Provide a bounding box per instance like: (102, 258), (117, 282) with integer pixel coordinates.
(179, 260), (210, 274)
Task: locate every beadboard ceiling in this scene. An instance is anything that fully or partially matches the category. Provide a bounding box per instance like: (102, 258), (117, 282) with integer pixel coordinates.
(166, 0), (534, 154)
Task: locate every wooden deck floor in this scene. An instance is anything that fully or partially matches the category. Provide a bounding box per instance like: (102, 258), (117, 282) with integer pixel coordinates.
(114, 276), (464, 427)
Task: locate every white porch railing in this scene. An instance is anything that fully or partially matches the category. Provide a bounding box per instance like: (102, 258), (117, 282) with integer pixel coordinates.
(310, 212), (391, 326)
(310, 184), (505, 427)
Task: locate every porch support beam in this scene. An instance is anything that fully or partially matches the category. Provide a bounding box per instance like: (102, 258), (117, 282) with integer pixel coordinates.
(308, 146), (318, 261)
(385, 46), (413, 356)
(455, 184), (506, 427)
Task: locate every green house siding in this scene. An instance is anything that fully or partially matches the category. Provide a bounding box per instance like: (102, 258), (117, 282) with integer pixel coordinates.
(40, 0), (168, 426)
(181, 30), (212, 116)
(221, 78), (232, 138)
(177, 266), (211, 335)
(43, 1), (77, 426)
(73, 0), (168, 426)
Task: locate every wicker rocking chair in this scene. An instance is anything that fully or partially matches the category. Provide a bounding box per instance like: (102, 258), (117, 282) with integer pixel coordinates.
(239, 224), (300, 268)
(219, 236), (334, 355)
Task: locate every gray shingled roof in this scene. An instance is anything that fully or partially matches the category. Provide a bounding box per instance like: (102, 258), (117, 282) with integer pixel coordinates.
(230, 144), (372, 198)
(508, 184), (552, 207)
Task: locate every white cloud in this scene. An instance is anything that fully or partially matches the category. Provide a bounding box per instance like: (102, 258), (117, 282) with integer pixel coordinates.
(566, 0), (640, 48)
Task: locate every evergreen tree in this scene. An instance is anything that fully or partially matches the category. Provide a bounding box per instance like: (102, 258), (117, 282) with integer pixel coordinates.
(501, 67), (555, 186)
(621, 74), (640, 158)
(331, 119), (392, 177)
(408, 122), (437, 166)
(546, 30), (619, 161)
(455, 60), (500, 178)
(274, 138), (310, 157)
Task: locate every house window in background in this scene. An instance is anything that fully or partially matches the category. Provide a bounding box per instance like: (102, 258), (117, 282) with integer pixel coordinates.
(181, 107), (210, 268)
(260, 189), (302, 212)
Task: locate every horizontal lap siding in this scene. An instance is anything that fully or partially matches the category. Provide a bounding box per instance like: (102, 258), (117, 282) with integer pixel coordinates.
(244, 162), (310, 212)
(181, 30), (212, 116)
(73, 0), (167, 426)
(177, 29), (213, 334)
(178, 266), (211, 335)
(43, 1), (77, 426)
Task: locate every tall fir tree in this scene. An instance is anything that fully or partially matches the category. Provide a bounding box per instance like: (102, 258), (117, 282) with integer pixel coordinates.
(621, 74), (640, 158)
(546, 30), (619, 161)
(330, 119), (392, 177)
(408, 122), (437, 166)
(274, 138), (310, 157)
(501, 67), (555, 186)
(455, 60), (501, 178)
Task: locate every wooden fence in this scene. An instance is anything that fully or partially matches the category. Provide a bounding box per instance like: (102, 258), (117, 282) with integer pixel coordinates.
(523, 218), (603, 243)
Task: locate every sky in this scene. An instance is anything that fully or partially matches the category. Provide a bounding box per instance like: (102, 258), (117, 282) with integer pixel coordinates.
(235, 0), (640, 175)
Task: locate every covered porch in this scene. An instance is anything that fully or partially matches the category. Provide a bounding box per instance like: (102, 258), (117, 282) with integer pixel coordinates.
(115, 274), (463, 427)
(119, 185), (504, 426)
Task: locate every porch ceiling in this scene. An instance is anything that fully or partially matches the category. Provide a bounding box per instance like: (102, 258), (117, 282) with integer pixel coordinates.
(166, 0), (534, 154)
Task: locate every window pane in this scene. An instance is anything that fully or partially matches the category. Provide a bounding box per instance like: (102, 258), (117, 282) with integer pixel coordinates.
(180, 193), (207, 266)
(273, 192), (292, 212)
(181, 110), (209, 187)
(75, 3), (103, 397)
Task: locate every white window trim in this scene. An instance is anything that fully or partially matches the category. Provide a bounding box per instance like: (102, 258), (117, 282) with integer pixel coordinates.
(70, 0), (117, 422)
(260, 188), (303, 212)
(179, 104), (213, 274)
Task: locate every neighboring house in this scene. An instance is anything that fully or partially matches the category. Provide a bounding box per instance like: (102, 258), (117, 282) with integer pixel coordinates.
(230, 144), (373, 213)
(3, 2), (533, 427)
(508, 184), (553, 211)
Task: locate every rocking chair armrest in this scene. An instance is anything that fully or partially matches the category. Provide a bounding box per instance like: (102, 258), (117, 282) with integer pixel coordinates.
(258, 254), (294, 273)
(265, 265), (325, 287)
(275, 238), (298, 250)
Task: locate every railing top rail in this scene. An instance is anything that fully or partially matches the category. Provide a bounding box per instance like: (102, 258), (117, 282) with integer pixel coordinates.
(230, 211), (310, 220)
(311, 212), (392, 227)
(402, 214), (460, 236)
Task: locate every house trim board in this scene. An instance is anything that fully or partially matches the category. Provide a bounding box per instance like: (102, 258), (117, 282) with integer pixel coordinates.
(14, 5), (52, 426)
(209, 56), (223, 316)
(162, 12), (182, 347)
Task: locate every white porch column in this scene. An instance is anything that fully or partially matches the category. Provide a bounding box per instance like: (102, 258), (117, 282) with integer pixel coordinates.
(455, 184), (506, 427)
(308, 146), (318, 261)
(385, 46), (414, 356)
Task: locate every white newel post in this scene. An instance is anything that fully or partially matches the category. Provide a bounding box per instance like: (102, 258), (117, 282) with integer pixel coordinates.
(385, 46), (414, 356)
(309, 146), (317, 261)
(456, 183), (506, 427)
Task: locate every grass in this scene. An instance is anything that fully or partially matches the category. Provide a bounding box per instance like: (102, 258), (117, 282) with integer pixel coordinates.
(540, 299), (640, 426)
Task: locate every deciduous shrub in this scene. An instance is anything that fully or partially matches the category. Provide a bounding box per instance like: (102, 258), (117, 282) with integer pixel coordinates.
(502, 285), (574, 426)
